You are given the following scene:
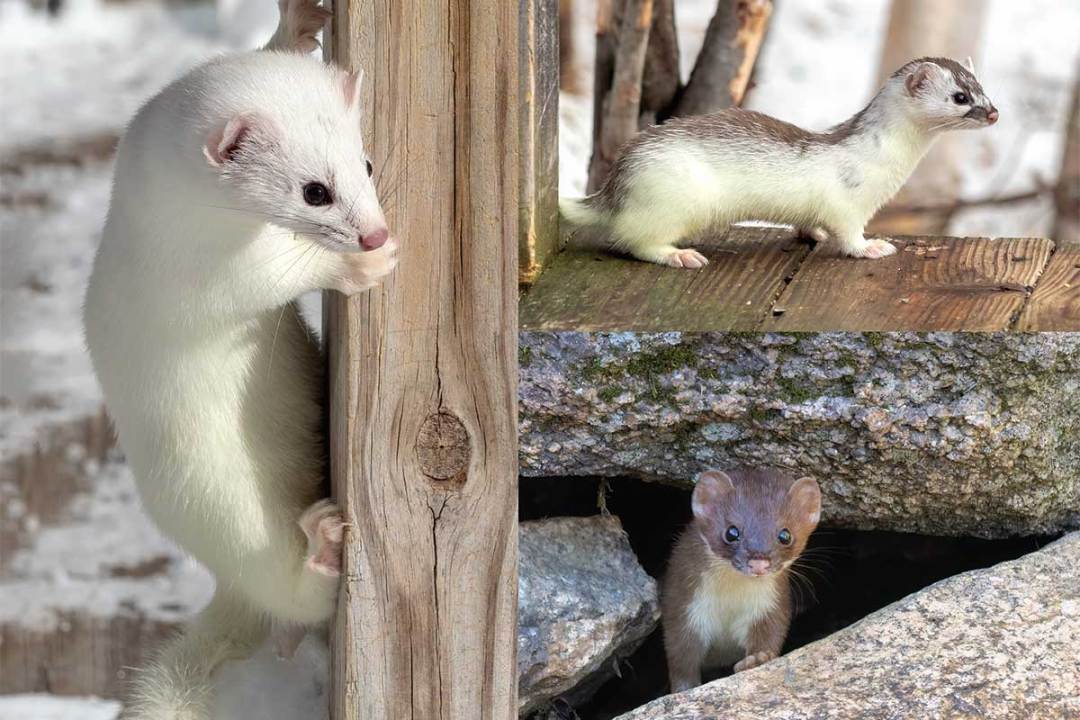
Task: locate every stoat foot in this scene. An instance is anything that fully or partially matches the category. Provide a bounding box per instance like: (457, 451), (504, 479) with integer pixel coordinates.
(733, 650), (777, 673)
(271, 624), (307, 659)
(299, 500), (345, 577)
(269, 0), (331, 53)
(332, 238), (398, 295)
(662, 248), (709, 269)
(845, 237), (897, 259)
(797, 226), (829, 243)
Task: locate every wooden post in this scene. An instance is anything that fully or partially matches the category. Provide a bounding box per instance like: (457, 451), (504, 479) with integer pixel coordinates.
(325, 1), (519, 718)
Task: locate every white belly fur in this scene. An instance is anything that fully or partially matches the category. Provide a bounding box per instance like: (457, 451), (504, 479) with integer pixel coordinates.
(686, 560), (780, 668)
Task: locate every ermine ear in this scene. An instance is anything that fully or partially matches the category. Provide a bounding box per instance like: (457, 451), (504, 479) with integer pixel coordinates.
(785, 476), (822, 528)
(964, 56), (976, 74)
(905, 63), (933, 96)
(343, 69), (363, 114)
(204, 112), (274, 168)
(691, 470), (735, 522)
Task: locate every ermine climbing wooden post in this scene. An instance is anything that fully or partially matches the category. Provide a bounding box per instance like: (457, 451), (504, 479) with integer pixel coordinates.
(325, 1), (519, 718)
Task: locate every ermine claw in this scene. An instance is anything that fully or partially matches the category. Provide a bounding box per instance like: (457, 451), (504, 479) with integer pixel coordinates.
(666, 248), (709, 269)
(299, 500), (344, 577)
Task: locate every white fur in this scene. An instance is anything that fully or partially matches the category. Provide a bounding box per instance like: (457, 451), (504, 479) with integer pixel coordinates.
(684, 554), (780, 669)
(565, 60), (996, 267)
(82, 8), (394, 718)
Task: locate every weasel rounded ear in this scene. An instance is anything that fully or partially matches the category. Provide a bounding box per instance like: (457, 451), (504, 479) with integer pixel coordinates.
(204, 112), (275, 168)
(343, 69), (364, 114)
(905, 63), (933, 96)
(691, 470), (735, 521)
(786, 476), (822, 528)
(964, 56), (976, 74)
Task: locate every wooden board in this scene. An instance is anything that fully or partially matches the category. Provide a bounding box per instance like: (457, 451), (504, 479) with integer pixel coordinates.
(328, 1), (518, 719)
(1016, 247), (1080, 331)
(519, 227), (812, 330)
(767, 236), (1053, 331)
(520, 231), (1069, 331)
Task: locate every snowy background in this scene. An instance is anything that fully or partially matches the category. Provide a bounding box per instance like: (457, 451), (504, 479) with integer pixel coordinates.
(2, 0), (1078, 717)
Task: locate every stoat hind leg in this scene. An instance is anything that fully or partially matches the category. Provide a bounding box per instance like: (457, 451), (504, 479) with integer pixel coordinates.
(264, 0), (331, 53)
(796, 226), (829, 243)
(275, 499), (347, 626)
(122, 592), (266, 720)
(835, 226), (897, 259)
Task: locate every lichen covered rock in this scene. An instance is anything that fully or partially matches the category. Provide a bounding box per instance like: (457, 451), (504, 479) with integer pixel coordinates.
(518, 515), (659, 714)
(616, 532), (1080, 720)
(519, 332), (1080, 537)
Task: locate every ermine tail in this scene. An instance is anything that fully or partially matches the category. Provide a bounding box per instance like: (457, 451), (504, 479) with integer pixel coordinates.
(559, 196), (607, 228)
(123, 592), (267, 720)
(263, 0), (331, 54)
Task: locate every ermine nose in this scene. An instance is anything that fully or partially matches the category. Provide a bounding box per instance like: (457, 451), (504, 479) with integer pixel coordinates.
(360, 228), (389, 251)
(748, 558), (771, 576)
(986, 107), (999, 124)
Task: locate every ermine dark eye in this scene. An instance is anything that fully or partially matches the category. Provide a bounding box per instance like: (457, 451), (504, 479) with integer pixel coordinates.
(302, 182), (332, 206)
(724, 526), (741, 543)
(778, 528), (792, 545)
(365, 160), (373, 177)
(952, 92), (970, 105)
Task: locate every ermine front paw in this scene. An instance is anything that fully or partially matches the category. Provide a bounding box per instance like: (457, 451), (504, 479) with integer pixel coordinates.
(275, 0), (331, 53)
(846, 238), (897, 259)
(333, 239), (398, 295)
(299, 500), (345, 577)
(663, 248), (709, 269)
(733, 651), (777, 673)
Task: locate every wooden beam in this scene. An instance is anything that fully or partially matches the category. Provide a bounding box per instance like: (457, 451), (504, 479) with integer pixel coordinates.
(326, 1), (518, 718)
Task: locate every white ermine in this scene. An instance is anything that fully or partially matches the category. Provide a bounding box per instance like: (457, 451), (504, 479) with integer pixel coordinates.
(82, 1), (393, 717)
(562, 57), (998, 268)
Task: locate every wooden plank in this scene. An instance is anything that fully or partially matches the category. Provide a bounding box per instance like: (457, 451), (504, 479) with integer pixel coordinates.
(1016, 247), (1080, 330)
(519, 226), (812, 330)
(327, 0), (518, 718)
(766, 236), (1054, 331)
(519, 0), (560, 284)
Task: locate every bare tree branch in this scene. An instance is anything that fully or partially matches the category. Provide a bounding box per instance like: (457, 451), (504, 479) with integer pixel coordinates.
(1054, 71), (1080, 248)
(639, 0), (679, 126)
(672, 0), (772, 118)
(587, 0), (654, 193)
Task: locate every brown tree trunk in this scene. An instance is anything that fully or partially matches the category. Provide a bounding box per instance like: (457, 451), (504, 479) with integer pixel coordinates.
(559, 0), (580, 93)
(586, 0), (654, 193)
(1054, 72), (1080, 248)
(671, 0), (772, 118)
(639, 0), (679, 126)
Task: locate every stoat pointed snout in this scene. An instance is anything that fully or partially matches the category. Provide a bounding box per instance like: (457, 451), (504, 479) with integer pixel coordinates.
(747, 558), (771, 576)
(360, 227), (389, 251)
(987, 106), (999, 124)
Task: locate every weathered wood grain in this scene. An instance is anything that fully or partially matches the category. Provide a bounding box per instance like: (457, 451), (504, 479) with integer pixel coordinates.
(766, 236), (1053, 331)
(519, 227), (811, 330)
(327, 1), (518, 719)
(520, 0), (561, 284)
(1016, 247), (1080, 330)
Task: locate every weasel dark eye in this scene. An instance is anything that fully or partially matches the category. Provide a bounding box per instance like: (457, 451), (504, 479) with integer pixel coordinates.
(778, 528), (793, 546)
(365, 160), (373, 177)
(302, 182), (332, 206)
(724, 526), (741, 543)
(952, 92), (970, 105)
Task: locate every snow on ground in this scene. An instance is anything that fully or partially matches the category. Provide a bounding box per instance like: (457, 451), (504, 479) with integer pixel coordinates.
(559, 0), (1080, 240)
(0, 694), (121, 720)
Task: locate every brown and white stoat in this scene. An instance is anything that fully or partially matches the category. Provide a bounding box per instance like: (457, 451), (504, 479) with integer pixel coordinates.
(562, 57), (998, 268)
(660, 468), (821, 693)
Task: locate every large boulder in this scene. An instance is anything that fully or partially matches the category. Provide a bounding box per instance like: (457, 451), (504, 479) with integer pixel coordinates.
(617, 531), (1080, 720)
(518, 515), (659, 715)
(519, 332), (1080, 537)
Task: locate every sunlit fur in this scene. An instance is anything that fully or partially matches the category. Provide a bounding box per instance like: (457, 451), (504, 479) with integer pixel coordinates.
(562, 58), (997, 266)
(82, 16), (394, 720)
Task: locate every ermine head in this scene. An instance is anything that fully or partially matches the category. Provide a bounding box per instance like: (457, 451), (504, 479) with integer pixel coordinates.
(203, 66), (389, 252)
(892, 57), (998, 131)
(691, 469), (821, 578)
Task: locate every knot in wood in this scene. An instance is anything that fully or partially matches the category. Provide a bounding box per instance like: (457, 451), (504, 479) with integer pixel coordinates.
(416, 412), (470, 483)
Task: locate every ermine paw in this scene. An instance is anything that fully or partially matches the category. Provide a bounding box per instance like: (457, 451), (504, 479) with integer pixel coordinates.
(271, 624), (307, 660)
(798, 226), (829, 243)
(663, 248), (709, 269)
(733, 651), (777, 673)
(847, 238), (897, 259)
(272, 0), (331, 54)
(333, 238), (398, 295)
(299, 500), (345, 577)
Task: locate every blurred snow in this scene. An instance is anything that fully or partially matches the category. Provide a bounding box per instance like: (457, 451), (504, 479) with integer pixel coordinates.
(0, 695), (120, 720)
